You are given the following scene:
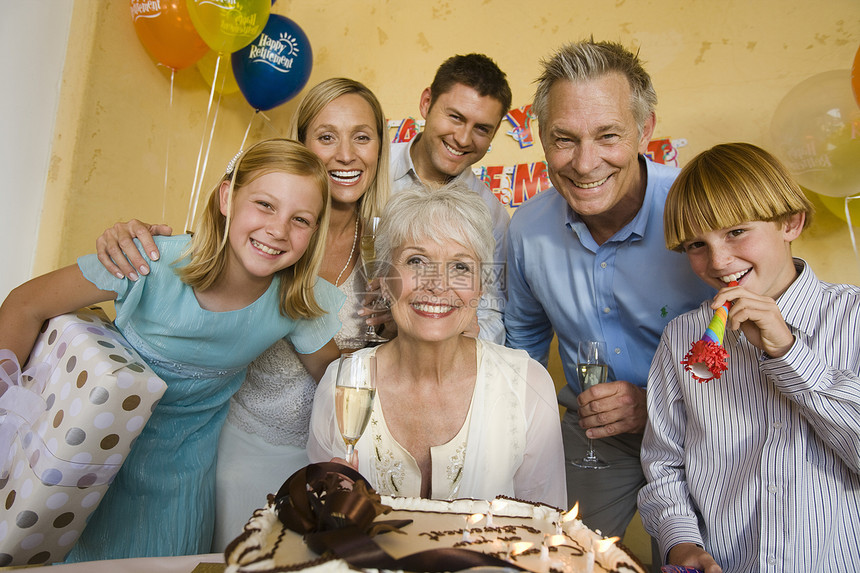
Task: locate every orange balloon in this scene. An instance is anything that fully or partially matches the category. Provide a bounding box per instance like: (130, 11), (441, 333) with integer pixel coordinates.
(130, 0), (209, 70)
(853, 44), (860, 109)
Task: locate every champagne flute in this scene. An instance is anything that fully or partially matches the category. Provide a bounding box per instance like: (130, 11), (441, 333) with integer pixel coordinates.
(571, 340), (610, 470)
(358, 216), (388, 344)
(335, 353), (377, 465)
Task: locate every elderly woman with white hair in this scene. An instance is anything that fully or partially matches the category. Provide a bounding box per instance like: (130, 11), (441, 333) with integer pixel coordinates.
(307, 184), (566, 509)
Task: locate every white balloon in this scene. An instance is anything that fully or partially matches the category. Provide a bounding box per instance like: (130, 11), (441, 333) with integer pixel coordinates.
(771, 69), (860, 198)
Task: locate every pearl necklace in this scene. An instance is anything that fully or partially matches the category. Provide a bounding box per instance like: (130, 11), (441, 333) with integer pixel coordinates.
(335, 215), (360, 287)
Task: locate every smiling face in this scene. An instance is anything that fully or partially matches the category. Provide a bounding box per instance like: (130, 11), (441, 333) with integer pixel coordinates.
(412, 83), (505, 185)
(680, 215), (804, 299)
(540, 73), (655, 232)
(383, 236), (482, 343)
(303, 93), (380, 209)
(220, 171), (323, 284)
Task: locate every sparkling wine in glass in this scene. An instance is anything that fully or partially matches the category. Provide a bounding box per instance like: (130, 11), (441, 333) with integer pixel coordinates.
(571, 340), (610, 470)
(335, 353), (377, 465)
(357, 217), (388, 344)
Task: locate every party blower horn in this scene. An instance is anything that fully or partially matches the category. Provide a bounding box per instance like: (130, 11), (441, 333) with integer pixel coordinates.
(680, 281), (737, 382)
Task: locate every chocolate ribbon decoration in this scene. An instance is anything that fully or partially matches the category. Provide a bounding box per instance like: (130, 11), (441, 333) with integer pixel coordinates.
(274, 461), (402, 537)
(274, 462), (528, 572)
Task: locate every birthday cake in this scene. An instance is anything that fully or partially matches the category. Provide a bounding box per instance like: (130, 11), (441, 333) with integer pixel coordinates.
(224, 463), (645, 573)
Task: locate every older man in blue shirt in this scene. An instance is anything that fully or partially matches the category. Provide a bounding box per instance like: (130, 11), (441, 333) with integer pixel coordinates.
(505, 40), (714, 549)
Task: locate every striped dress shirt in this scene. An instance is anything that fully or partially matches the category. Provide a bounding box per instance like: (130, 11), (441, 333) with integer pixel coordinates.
(639, 259), (860, 572)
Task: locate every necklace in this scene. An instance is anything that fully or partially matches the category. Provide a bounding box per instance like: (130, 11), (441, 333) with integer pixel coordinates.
(335, 215), (360, 287)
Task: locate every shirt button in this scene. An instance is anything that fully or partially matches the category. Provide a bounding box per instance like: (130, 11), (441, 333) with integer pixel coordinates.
(600, 262), (607, 269)
(603, 307), (611, 314)
(772, 422), (782, 429)
(767, 556), (776, 565)
(767, 484), (778, 494)
(614, 347), (621, 355)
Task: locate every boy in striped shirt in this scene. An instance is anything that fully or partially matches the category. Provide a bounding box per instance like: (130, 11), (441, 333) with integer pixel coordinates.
(639, 142), (860, 573)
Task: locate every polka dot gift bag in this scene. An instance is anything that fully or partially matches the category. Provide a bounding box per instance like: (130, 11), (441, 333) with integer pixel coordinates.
(0, 307), (167, 566)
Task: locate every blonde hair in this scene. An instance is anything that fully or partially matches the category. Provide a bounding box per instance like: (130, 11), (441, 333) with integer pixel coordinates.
(664, 142), (814, 252)
(178, 138), (331, 319)
(288, 78), (390, 221)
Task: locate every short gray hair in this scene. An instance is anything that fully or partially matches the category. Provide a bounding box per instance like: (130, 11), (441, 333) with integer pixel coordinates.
(532, 40), (657, 135)
(376, 183), (495, 280)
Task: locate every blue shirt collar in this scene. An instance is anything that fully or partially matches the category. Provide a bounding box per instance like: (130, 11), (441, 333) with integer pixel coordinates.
(564, 155), (653, 250)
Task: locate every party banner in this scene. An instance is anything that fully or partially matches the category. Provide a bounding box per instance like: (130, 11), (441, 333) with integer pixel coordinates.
(646, 137), (682, 167)
(389, 118), (423, 143)
(475, 162), (550, 207)
(503, 105), (535, 148)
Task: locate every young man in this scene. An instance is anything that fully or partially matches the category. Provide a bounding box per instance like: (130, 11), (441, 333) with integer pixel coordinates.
(505, 40), (713, 544)
(390, 54), (513, 343)
(639, 143), (860, 573)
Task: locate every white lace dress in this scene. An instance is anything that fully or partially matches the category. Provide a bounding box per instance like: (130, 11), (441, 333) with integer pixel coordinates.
(212, 267), (364, 551)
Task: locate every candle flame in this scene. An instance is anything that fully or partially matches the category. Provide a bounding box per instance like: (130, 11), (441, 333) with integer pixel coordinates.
(510, 541), (534, 556)
(594, 536), (620, 553)
(467, 513), (484, 525)
(563, 502), (579, 522)
(545, 534), (566, 547)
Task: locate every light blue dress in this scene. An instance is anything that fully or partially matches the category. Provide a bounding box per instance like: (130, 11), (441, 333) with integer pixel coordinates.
(65, 235), (343, 561)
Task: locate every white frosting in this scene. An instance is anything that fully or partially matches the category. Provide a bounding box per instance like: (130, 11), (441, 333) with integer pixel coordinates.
(225, 496), (645, 573)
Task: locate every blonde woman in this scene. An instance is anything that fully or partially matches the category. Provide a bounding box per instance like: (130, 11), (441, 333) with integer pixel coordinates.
(93, 79), (391, 550)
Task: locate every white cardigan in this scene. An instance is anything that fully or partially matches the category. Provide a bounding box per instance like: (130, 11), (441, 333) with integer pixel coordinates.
(306, 340), (567, 510)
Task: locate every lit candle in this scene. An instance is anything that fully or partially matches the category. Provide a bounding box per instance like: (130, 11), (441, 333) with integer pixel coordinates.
(593, 536), (621, 569)
(510, 541), (534, 559)
(461, 513), (483, 542)
(486, 507), (494, 527)
(512, 541), (538, 572)
(559, 502), (578, 534)
(562, 502), (587, 535)
(564, 503), (578, 522)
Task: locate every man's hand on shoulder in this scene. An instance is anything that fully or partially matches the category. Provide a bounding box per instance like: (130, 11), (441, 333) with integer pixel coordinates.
(96, 220), (172, 281)
(577, 380), (647, 438)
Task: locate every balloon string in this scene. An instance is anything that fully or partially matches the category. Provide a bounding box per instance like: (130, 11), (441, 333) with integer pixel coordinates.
(197, 84), (224, 222)
(185, 53), (223, 233)
(238, 108), (278, 152)
(239, 110), (259, 152)
(163, 68), (175, 222)
(258, 111), (276, 136)
(845, 195), (860, 272)
(217, 57), (228, 95)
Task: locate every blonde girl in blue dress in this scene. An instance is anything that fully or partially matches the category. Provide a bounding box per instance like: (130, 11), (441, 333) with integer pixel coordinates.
(0, 139), (344, 560)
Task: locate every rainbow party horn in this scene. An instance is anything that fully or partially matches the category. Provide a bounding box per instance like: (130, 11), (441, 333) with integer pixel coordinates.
(680, 281), (737, 382)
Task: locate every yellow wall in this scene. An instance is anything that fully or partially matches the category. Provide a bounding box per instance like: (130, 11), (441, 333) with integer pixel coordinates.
(34, 3), (859, 562)
(40, 1), (860, 287)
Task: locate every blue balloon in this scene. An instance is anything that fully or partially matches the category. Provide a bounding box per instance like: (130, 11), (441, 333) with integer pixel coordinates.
(232, 14), (312, 111)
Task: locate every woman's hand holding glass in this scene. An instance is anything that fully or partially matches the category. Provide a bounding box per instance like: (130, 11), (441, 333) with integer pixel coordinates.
(354, 217), (389, 345)
(335, 353), (377, 466)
